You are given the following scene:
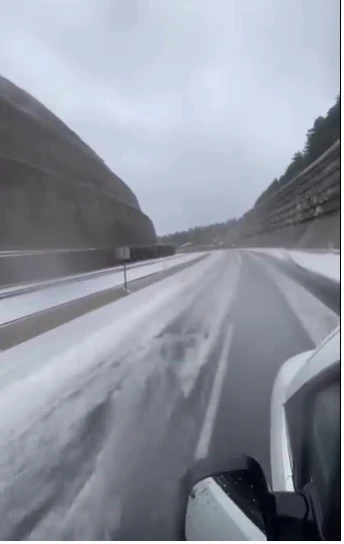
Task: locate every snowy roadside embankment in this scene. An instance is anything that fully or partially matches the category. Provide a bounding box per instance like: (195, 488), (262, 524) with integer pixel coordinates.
(0, 250), (241, 539)
(0, 252), (206, 326)
(246, 248), (340, 283)
(286, 251), (340, 283)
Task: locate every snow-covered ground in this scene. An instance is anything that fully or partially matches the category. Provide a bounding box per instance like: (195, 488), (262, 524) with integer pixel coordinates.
(0, 252), (205, 326)
(0, 250), (241, 539)
(287, 251), (340, 283)
(246, 248), (340, 283)
(245, 248), (287, 260)
(0, 249), (338, 539)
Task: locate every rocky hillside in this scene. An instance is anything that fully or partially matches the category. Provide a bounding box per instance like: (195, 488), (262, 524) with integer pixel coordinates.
(0, 75), (156, 249)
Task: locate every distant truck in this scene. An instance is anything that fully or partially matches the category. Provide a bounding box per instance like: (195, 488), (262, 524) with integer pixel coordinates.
(128, 244), (175, 262)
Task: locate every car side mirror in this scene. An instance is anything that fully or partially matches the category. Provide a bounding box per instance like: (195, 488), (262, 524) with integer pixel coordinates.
(185, 455), (318, 540)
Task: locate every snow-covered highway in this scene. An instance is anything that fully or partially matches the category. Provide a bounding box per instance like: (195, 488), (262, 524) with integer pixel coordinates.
(0, 249), (339, 539)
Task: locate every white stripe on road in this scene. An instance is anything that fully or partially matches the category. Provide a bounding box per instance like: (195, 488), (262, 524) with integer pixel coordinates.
(195, 323), (234, 461)
(236, 250), (243, 266)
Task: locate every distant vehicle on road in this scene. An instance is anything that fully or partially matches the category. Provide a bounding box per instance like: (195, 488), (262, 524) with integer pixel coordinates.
(185, 326), (340, 540)
(129, 243), (175, 261)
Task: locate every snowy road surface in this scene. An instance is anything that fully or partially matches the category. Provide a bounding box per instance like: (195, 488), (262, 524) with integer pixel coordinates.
(0, 250), (339, 539)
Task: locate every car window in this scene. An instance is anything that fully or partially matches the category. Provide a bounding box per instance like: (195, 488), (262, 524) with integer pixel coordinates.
(309, 381), (340, 493)
(307, 380), (340, 539)
(286, 365), (340, 540)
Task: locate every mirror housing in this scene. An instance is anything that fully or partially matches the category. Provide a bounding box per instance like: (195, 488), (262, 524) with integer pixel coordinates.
(185, 455), (318, 541)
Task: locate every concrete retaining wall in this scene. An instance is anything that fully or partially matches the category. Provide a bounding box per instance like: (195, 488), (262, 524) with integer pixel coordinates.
(0, 155), (155, 249)
(238, 140), (340, 248)
(241, 212), (340, 249)
(0, 75), (157, 250)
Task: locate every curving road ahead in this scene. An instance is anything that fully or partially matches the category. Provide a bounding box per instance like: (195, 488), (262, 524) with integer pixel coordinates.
(0, 250), (339, 539)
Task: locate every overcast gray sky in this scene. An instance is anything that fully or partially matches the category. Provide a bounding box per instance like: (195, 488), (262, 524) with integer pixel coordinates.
(0, 0), (340, 234)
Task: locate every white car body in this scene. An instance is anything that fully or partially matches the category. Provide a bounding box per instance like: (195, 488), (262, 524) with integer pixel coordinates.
(186, 477), (265, 541)
(270, 325), (340, 493)
(186, 325), (340, 540)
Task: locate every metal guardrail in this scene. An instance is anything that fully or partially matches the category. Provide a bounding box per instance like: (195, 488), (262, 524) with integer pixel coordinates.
(0, 245), (175, 287)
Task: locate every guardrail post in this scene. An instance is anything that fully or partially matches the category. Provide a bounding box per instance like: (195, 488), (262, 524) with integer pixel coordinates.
(123, 261), (128, 290)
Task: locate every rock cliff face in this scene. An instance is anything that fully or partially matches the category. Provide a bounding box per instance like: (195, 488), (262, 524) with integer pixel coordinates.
(0, 75), (156, 249)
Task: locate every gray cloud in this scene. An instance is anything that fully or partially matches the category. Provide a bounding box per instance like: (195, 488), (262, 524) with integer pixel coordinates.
(0, 0), (340, 233)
